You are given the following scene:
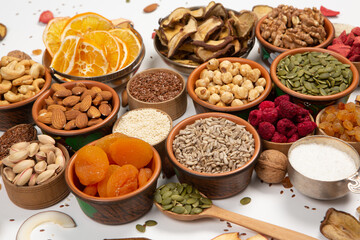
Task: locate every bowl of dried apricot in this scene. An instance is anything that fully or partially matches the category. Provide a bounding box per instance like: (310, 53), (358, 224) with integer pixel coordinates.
(65, 133), (161, 225)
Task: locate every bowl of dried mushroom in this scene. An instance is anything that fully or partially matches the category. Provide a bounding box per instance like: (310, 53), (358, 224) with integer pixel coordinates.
(154, 1), (257, 75)
(32, 81), (120, 151)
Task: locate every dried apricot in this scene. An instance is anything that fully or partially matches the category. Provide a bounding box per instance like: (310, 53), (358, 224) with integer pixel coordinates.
(109, 137), (153, 169)
(95, 133), (128, 163)
(75, 145), (109, 186)
(138, 168), (153, 188)
(107, 164), (139, 197)
(97, 164), (121, 197)
(83, 184), (98, 196)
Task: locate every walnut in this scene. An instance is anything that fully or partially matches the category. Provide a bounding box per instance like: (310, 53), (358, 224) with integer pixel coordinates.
(255, 150), (288, 183)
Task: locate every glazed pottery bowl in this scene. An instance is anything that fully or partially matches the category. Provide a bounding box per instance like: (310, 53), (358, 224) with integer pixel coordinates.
(32, 80), (120, 151)
(187, 57), (272, 120)
(65, 140), (161, 225)
(1, 143), (70, 209)
(256, 15), (335, 66)
(166, 112), (261, 199)
(0, 69), (51, 131)
(270, 47), (359, 115)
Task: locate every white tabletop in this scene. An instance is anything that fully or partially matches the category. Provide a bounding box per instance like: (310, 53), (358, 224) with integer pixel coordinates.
(1, 0), (360, 239)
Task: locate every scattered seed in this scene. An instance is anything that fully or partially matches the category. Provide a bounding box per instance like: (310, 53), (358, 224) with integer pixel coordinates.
(269, 183), (272, 187)
(240, 233), (247, 236)
(290, 189), (294, 192)
(9, 219), (15, 221)
(291, 194), (296, 198)
(136, 224), (146, 233)
(280, 190), (284, 194)
(40, 229), (45, 232)
(282, 177), (293, 188)
(145, 220), (157, 226)
(60, 205), (64, 208)
(312, 208), (316, 210)
(224, 229), (229, 232)
(32, 49), (42, 55)
(240, 197), (251, 205)
(305, 206), (309, 209)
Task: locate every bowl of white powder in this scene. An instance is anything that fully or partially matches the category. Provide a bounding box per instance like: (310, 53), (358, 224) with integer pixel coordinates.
(288, 135), (360, 200)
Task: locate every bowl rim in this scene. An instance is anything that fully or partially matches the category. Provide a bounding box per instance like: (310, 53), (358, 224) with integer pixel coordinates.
(166, 112), (261, 178)
(0, 69), (52, 110)
(32, 80), (120, 136)
(270, 47), (360, 101)
(187, 57), (272, 112)
(112, 107), (173, 146)
(255, 15), (335, 52)
(65, 140), (162, 202)
(126, 68), (186, 105)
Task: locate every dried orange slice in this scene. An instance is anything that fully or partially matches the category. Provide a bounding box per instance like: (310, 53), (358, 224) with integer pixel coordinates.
(84, 30), (121, 72)
(50, 35), (81, 74)
(109, 28), (140, 68)
(43, 17), (70, 57)
(113, 36), (129, 69)
(60, 12), (114, 41)
(69, 39), (109, 77)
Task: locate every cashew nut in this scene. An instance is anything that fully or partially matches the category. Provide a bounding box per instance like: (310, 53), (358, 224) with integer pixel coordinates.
(4, 91), (24, 103)
(0, 80), (12, 94)
(1, 56), (20, 67)
(18, 85), (35, 94)
(1, 60), (26, 80)
(12, 75), (33, 86)
(32, 78), (45, 93)
(0, 100), (10, 105)
(19, 60), (32, 69)
(23, 90), (35, 99)
(29, 63), (45, 79)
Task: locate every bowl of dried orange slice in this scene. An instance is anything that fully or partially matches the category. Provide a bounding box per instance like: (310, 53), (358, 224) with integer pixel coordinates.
(42, 12), (145, 88)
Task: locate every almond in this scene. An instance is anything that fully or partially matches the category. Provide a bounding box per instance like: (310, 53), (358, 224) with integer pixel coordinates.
(121, 88), (128, 107)
(91, 86), (102, 93)
(53, 95), (63, 105)
(65, 109), (81, 121)
(99, 91), (112, 101)
(92, 93), (103, 106)
(72, 86), (86, 95)
(64, 120), (76, 130)
(99, 103), (112, 117)
(75, 113), (88, 129)
(47, 104), (66, 112)
(51, 83), (66, 92)
(38, 111), (53, 124)
(81, 89), (96, 100)
(75, 82), (86, 88)
(80, 95), (92, 112)
(44, 96), (55, 105)
(51, 108), (66, 129)
(39, 109), (47, 115)
(63, 95), (80, 107)
(87, 106), (101, 118)
(88, 118), (103, 127)
(54, 89), (72, 98)
(143, 3), (159, 13)
(72, 102), (81, 111)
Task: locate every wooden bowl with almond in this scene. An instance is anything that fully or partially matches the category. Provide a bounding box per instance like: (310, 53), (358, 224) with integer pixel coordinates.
(32, 80), (120, 151)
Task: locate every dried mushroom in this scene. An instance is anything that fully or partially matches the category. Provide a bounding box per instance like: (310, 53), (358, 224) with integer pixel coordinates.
(252, 5), (273, 20)
(320, 208), (360, 240)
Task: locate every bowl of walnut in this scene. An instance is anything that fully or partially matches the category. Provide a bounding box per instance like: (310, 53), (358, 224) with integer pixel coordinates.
(187, 57), (272, 120)
(255, 5), (335, 66)
(32, 81), (120, 151)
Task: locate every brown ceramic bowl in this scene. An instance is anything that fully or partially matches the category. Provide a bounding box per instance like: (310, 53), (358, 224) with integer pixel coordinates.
(126, 68), (187, 120)
(1, 143), (70, 209)
(65, 140), (162, 225)
(0, 69), (51, 131)
(166, 112), (261, 199)
(187, 57), (272, 120)
(270, 48), (359, 115)
(256, 15), (335, 66)
(32, 80), (120, 151)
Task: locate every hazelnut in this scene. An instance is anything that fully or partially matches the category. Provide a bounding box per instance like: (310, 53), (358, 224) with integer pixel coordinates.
(255, 150), (288, 183)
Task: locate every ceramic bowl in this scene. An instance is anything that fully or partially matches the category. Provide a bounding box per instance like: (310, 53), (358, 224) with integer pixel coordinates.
(1, 143), (70, 209)
(0, 69), (51, 131)
(166, 112), (261, 199)
(126, 68), (187, 120)
(65, 140), (162, 225)
(32, 80), (120, 151)
(187, 57), (272, 120)
(256, 15), (335, 66)
(270, 47), (359, 115)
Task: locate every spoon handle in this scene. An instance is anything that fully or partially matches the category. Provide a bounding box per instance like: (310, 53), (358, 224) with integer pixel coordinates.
(205, 205), (318, 240)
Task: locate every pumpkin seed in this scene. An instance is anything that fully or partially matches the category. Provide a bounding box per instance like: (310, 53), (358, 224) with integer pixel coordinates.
(191, 207), (203, 214)
(136, 224), (146, 233)
(162, 191), (172, 199)
(145, 220), (158, 226)
(172, 205), (186, 214)
(154, 193), (162, 203)
(200, 197), (212, 205)
(162, 197), (172, 205)
(240, 197), (251, 205)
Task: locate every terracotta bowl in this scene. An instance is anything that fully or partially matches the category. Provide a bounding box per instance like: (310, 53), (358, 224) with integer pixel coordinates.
(256, 15), (335, 66)
(32, 80), (120, 151)
(1, 143), (70, 209)
(187, 57), (272, 120)
(126, 68), (187, 120)
(0, 69), (51, 131)
(166, 112), (261, 199)
(65, 140), (161, 225)
(270, 48), (359, 115)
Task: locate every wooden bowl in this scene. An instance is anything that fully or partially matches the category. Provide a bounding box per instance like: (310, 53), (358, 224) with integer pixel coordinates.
(1, 143), (70, 209)
(270, 48), (359, 115)
(256, 15), (335, 66)
(65, 140), (162, 225)
(187, 57), (272, 120)
(0, 69), (51, 131)
(32, 80), (120, 151)
(126, 68), (187, 120)
(166, 112), (261, 199)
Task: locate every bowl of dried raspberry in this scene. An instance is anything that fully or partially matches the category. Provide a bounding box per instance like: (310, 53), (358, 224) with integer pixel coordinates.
(248, 95), (317, 155)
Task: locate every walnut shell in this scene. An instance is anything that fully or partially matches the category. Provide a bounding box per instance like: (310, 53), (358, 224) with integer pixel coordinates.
(255, 149), (288, 183)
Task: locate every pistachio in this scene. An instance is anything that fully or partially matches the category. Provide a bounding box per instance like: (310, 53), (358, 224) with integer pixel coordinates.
(11, 142), (30, 152)
(9, 149), (29, 163)
(36, 169), (55, 184)
(34, 161), (47, 174)
(28, 142), (39, 157)
(13, 159), (35, 173)
(2, 156), (15, 168)
(37, 134), (55, 145)
(55, 155), (65, 171)
(35, 151), (47, 162)
(54, 147), (63, 157)
(39, 144), (55, 153)
(28, 173), (38, 186)
(3, 167), (15, 182)
(47, 151), (56, 165)
(47, 163), (60, 172)
(15, 168), (33, 186)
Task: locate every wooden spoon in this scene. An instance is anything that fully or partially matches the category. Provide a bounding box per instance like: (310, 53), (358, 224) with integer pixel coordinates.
(155, 201), (318, 240)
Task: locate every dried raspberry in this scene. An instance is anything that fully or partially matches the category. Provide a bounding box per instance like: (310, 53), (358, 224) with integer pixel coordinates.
(151, 32), (156, 39)
(297, 121), (317, 137)
(278, 101), (298, 119)
(293, 108), (311, 123)
(287, 133), (299, 143)
(271, 132), (287, 143)
(274, 95), (290, 106)
(258, 122), (275, 140)
(248, 110), (263, 127)
(39, 10), (54, 24)
(259, 101), (275, 110)
(262, 108), (278, 124)
(277, 118), (297, 137)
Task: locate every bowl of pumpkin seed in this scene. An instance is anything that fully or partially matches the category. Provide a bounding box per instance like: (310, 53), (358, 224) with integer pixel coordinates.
(270, 47), (359, 114)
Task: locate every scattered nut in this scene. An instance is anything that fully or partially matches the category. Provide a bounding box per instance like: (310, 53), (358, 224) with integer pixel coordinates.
(144, 3), (159, 13)
(0, 23), (7, 41)
(255, 150), (288, 183)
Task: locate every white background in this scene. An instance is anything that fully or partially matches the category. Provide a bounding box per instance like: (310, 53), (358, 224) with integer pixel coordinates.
(1, 0), (360, 239)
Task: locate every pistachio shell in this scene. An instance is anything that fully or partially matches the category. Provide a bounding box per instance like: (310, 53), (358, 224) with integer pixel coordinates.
(15, 168), (33, 186)
(11, 142), (30, 152)
(54, 147), (63, 157)
(36, 169), (55, 184)
(47, 163), (60, 171)
(3, 167), (15, 182)
(47, 151), (56, 165)
(28, 142), (39, 157)
(55, 155), (65, 170)
(13, 159), (35, 173)
(34, 161), (47, 174)
(38, 135), (55, 145)
(9, 149), (29, 163)
(39, 144), (55, 153)
(35, 151), (47, 162)
(2, 156), (15, 168)
(28, 173), (38, 186)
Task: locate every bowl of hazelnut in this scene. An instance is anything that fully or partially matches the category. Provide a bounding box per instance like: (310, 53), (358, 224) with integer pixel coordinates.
(187, 57), (272, 120)
(255, 5), (335, 66)
(32, 81), (120, 151)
